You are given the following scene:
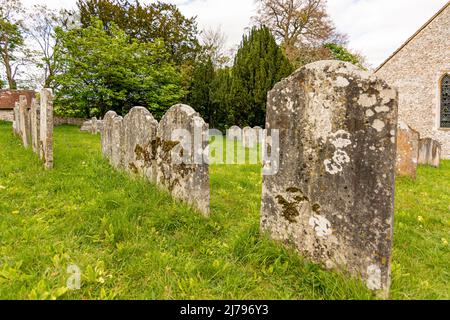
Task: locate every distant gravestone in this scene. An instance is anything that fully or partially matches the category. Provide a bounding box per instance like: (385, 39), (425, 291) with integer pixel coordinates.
(91, 117), (98, 135)
(39, 89), (54, 169)
(80, 120), (92, 132)
(123, 107), (159, 182)
(261, 61), (398, 297)
(101, 111), (118, 158)
(13, 104), (20, 135)
(227, 126), (242, 141)
(18, 96), (30, 148)
(396, 121), (419, 178)
(156, 104), (209, 216)
(111, 116), (124, 169)
(30, 98), (40, 153)
(418, 138), (441, 167)
(243, 126), (257, 149)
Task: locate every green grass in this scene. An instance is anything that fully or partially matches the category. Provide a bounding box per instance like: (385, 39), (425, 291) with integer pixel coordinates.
(0, 121), (448, 300)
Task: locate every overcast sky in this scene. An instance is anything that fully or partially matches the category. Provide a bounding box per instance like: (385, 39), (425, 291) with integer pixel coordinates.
(21, 0), (449, 68)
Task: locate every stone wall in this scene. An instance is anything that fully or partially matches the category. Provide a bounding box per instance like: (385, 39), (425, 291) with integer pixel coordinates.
(375, 4), (450, 158)
(12, 89), (54, 169)
(261, 61), (398, 298)
(81, 117), (104, 134)
(101, 105), (210, 216)
(54, 117), (87, 126)
(0, 109), (13, 121)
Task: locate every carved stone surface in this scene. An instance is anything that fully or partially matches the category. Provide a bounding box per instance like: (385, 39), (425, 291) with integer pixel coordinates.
(261, 61), (398, 297)
(227, 126), (242, 141)
(39, 89), (54, 169)
(123, 107), (159, 182)
(418, 138), (441, 167)
(396, 121), (420, 178)
(30, 98), (40, 153)
(18, 96), (30, 148)
(101, 111), (118, 158)
(156, 104), (210, 216)
(111, 116), (124, 169)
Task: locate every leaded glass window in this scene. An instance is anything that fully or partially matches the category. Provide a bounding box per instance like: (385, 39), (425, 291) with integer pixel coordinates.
(441, 74), (450, 128)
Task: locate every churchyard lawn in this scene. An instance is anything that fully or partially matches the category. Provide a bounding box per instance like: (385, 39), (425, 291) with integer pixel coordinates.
(0, 121), (448, 300)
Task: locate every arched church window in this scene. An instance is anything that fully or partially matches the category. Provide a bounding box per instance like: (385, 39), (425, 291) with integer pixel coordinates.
(442, 74), (450, 128)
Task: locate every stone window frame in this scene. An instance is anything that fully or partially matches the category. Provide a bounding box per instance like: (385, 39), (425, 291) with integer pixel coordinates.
(437, 71), (450, 131)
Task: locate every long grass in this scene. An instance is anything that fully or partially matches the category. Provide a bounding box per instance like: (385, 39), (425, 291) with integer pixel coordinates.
(0, 121), (448, 300)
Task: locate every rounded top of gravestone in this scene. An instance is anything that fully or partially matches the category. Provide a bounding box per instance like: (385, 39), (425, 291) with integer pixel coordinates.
(302, 60), (372, 80)
(165, 104), (198, 118)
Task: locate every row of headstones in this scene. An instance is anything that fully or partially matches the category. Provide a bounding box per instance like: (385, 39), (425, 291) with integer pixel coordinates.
(80, 117), (104, 134)
(101, 105), (209, 216)
(396, 121), (442, 179)
(227, 126), (265, 149)
(12, 89), (54, 169)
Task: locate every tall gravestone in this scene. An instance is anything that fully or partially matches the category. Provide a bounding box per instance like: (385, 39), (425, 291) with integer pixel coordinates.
(111, 116), (124, 169)
(261, 61), (398, 297)
(18, 96), (30, 148)
(30, 98), (40, 153)
(39, 89), (54, 169)
(227, 126), (242, 141)
(156, 104), (209, 216)
(13, 104), (20, 135)
(123, 107), (159, 182)
(418, 138), (441, 167)
(101, 111), (118, 159)
(396, 121), (419, 178)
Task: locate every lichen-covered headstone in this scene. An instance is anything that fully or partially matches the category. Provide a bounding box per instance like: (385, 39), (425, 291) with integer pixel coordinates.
(101, 111), (118, 158)
(156, 104), (209, 216)
(39, 89), (54, 169)
(418, 138), (441, 167)
(111, 116), (124, 169)
(18, 96), (30, 148)
(123, 107), (159, 182)
(30, 98), (40, 153)
(261, 60), (398, 297)
(396, 121), (419, 178)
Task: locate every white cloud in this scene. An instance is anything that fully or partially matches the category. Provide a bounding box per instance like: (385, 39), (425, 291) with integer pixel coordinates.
(17, 0), (450, 68)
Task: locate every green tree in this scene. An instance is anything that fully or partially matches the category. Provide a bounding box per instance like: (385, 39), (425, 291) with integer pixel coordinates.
(230, 26), (292, 127)
(0, 0), (25, 90)
(77, 0), (200, 66)
(53, 20), (185, 118)
(186, 57), (216, 126)
(324, 43), (366, 69)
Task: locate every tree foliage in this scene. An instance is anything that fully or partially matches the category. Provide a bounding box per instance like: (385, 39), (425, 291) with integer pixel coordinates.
(229, 26), (293, 126)
(0, 0), (25, 89)
(53, 20), (185, 118)
(77, 0), (200, 66)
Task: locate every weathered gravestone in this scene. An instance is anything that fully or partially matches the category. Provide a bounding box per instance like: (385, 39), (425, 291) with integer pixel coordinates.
(123, 107), (159, 182)
(18, 96), (31, 148)
(80, 120), (92, 132)
(13, 104), (20, 135)
(91, 117), (98, 135)
(418, 138), (441, 167)
(30, 98), (40, 153)
(111, 116), (124, 169)
(261, 60), (398, 297)
(101, 111), (118, 159)
(39, 89), (54, 169)
(243, 126), (257, 149)
(156, 104), (209, 216)
(396, 121), (419, 178)
(227, 126), (242, 141)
